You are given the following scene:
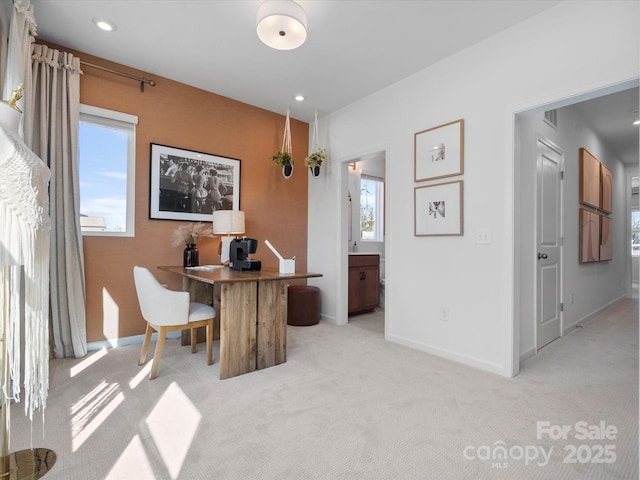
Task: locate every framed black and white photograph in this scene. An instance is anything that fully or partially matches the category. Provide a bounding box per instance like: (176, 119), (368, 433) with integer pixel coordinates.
(414, 180), (463, 236)
(149, 143), (240, 221)
(414, 119), (464, 182)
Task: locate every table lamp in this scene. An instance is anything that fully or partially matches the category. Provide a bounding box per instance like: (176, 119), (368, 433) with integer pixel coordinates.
(213, 210), (245, 264)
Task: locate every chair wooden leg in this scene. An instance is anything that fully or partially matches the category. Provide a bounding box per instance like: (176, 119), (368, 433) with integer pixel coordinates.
(149, 326), (167, 380)
(206, 319), (213, 366)
(191, 328), (197, 354)
(139, 323), (153, 365)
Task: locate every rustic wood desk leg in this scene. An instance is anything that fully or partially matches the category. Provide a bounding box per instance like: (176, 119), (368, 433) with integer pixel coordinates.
(219, 281), (257, 379)
(181, 280), (221, 346)
(257, 279), (287, 370)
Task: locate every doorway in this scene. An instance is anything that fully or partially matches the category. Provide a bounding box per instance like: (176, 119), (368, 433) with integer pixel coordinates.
(514, 81), (639, 375)
(340, 150), (387, 335)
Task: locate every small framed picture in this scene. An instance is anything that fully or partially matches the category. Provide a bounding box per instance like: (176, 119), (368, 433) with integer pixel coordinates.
(149, 143), (240, 221)
(414, 119), (464, 182)
(600, 163), (613, 214)
(579, 148), (600, 210)
(599, 215), (612, 261)
(579, 208), (600, 263)
(414, 180), (463, 236)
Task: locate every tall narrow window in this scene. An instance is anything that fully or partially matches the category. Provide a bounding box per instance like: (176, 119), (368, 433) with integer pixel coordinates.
(360, 174), (384, 241)
(78, 105), (137, 236)
(632, 210), (640, 256)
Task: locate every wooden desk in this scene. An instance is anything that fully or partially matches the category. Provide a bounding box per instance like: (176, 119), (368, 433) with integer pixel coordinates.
(158, 266), (321, 379)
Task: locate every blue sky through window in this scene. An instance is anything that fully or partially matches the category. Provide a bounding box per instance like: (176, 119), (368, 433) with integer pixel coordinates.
(79, 122), (128, 231)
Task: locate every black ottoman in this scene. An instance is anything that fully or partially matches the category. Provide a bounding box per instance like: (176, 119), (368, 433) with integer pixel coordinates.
(287, 285), (320, 326)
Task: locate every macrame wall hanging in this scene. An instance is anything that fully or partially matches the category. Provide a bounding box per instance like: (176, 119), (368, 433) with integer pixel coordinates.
(0, 86), (56, 477)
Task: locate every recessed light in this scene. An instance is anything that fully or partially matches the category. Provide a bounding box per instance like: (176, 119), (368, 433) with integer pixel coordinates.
(294, 95), (304, 102)
(633, 120), (640, 126)
(92, 17), (117, 32)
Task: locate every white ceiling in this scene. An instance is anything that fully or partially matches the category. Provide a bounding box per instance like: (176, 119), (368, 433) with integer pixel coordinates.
(29, 0), (638, 164)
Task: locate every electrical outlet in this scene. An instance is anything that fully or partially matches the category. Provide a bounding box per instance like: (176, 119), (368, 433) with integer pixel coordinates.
(475, 228), (492, 244)
(439, 307), (448, 322)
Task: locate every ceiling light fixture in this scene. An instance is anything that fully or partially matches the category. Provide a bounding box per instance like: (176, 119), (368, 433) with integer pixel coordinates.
(295, 95), (304, 102)
(633, 120), (640, 126)
(92, 17), (117, 32)
(256, 0), (307, 51)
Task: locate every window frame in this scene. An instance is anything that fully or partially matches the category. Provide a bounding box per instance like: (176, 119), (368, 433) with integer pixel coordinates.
(632, 209), (640, 257)
(359, 173), (384, 242)
(78, 104), (138, 237)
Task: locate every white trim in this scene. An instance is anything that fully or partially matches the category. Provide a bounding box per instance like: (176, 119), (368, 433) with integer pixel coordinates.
(563, 294), (627, 334)
(387, 333), (505, 377)
(87, 331), (181, 351)
(79, 104), (139, 125)
(79, 104), (137, 237)
(519, 346), (536, 364)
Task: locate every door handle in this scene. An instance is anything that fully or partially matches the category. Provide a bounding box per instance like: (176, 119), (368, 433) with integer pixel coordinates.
(538, 253), (548, 259)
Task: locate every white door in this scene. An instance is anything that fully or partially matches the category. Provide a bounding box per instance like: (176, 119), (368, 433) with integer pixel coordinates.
(536, 137), (563, 350)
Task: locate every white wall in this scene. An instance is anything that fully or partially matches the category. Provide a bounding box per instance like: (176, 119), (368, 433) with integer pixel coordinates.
(308, 1), (639, 376)
(517, 104), (631, 360)
(559, 106), (629, 327)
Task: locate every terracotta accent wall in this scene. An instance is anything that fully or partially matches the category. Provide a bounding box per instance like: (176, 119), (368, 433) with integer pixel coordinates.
(42, 42), (309, 343)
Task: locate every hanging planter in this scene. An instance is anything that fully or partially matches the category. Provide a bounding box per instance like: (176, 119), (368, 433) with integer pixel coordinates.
(304, 149), (326, 176)
(271, 151), (293, 178)
(271, 109), (294, 179)
(304, 111), (327, 177)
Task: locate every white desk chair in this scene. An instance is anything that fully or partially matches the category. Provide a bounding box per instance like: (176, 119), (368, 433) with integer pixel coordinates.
(133, 266), (215, 379)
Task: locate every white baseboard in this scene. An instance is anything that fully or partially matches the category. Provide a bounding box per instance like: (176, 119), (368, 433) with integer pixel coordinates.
(519, 346), (536, 363)
(319, 313), (338, 325)
(386, 333), (506, 377)
(563, 293), (626, 334)
(87, 331), (181, 352)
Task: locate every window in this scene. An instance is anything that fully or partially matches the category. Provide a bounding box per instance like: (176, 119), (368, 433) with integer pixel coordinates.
(632, 210), (640, 256)
(78, 105), (137, 236)
(360, 174), (384, 241)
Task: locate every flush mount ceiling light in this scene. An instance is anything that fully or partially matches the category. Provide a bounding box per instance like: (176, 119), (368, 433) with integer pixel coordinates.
(92, 17), (117, 32)
(256, 0), (307, 50)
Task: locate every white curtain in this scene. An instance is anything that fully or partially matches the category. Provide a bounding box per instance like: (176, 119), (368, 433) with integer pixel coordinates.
(25, 43), (87, 359)
(0, 3), (9, 96)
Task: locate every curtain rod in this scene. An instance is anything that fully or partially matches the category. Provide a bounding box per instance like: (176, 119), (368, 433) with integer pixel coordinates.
(80, 61), (156, 92)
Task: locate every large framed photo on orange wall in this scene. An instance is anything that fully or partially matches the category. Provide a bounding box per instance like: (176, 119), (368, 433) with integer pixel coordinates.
(149, 143), (240, 222)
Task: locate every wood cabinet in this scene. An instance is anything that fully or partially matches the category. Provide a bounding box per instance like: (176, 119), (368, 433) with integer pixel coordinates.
(348, 254), (380, 315)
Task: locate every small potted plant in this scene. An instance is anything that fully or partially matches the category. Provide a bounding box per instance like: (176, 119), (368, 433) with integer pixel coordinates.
(304, 148), (327, 177)
(171, 222), (213, 267)
(271, 151), (293, 178)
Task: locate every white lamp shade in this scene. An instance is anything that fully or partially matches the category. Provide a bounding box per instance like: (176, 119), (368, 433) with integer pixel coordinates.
(256, 0), (307, 51)
(213, 210), (245, 234)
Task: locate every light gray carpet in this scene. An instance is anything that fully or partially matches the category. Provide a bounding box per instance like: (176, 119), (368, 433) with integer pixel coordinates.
(10, 298), (638, 479)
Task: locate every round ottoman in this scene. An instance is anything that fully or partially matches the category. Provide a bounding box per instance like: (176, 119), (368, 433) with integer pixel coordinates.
(287, 285), (320, 326)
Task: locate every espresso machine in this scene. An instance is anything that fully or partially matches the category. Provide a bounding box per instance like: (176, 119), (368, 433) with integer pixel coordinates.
(229, 237), (262, 271)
